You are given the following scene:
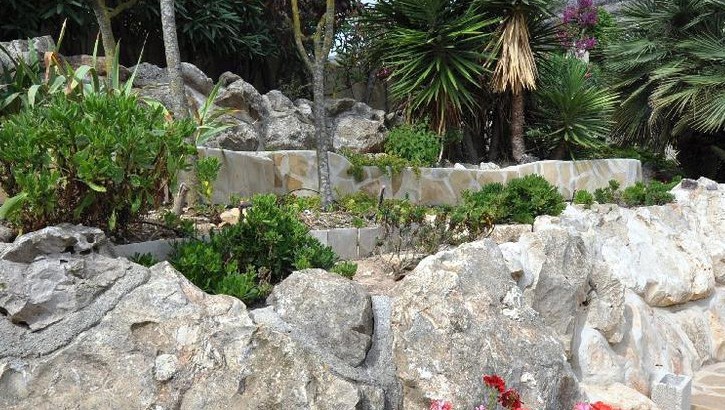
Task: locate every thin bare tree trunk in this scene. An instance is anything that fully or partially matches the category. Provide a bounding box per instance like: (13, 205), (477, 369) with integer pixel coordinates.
(291, 0), (336, 208)
(89, 0), (116, 75)
(510, 91), (526, 163)
(160, 0), (198, 213)
(313, 63), (334, 206)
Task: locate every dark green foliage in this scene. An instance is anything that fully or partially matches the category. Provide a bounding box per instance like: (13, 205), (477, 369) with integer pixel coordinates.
(594, 179), (621, 204)
(169, 194), (338, 304)
(593, 178), (678, 207)
(606, 0), (725, 148)
(384, 123), (442, 166)
(0, 93), (194, 232)
(622, 181), (677, 207)
(529, 55), (618, 157)
(573, 190), (595, 208)
(504, 175), (567, 224)
(331, 261), (358, 279)
(455, 175), (566, 226)
(363, 0), (494, 133)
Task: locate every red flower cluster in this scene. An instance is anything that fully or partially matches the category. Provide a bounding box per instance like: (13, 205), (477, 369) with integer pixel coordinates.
(483, 374), (506, 393)
(591, 402), (617, 410)
(499, 389), (523, 409)
(482, 374), (526, 410)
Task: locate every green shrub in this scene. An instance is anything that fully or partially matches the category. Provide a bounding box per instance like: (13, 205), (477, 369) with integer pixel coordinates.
(622, 181), (676, 207)
(340, 149), (415, 182)
(384, 122), (441, 166)
(455, 175), (566, 226)
(504, 175), (567, 224)
(573, 190), (595, 208)
(594, 179), (620, 204)
(0, 93), (194, 232)
(169, 194), (338, 304)
(331, 261), (358, 279)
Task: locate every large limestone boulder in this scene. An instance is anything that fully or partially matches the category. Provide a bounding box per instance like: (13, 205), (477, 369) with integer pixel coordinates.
(267, 269), (374, 367)
(536, 203), (715, 307)
(391, 240), (581, 410)
(0, 225), (395, 409)
(330, 102), (387, 153)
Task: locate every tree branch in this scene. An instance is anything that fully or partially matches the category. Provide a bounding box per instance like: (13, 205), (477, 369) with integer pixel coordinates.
(291, 0), (314, 72)
(109, 0), (139, 18)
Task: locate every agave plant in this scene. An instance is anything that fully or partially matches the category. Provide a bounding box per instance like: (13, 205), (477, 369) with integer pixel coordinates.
(606, 0), (725, 148)
(363, 0), (495, 135)
(529, 54), (618, 158)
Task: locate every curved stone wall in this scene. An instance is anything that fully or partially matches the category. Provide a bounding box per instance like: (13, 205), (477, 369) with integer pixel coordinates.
(200, 148), (643, 205)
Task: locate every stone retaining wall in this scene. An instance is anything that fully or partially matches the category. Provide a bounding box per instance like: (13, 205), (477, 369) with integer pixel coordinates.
(200, 148), (643, 205)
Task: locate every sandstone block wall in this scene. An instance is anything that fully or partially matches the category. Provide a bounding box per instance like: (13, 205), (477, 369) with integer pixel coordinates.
(200, 148), (643, 205)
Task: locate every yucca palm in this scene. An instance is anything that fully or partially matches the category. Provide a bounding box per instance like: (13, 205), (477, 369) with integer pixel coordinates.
(607, 0), (725, 148)
(363, 0), (495, 135)
(478, 0), (555, 163)
(530, 55), (619, 158)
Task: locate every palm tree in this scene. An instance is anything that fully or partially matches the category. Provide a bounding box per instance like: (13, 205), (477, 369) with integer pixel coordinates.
(480, 0), (554, 163)
(607, 0), (725, 148)
(530, 54), (619, 158)
(363, 0), (495, 136)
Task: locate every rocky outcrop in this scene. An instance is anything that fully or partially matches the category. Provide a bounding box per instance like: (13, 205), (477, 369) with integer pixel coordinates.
(511, 177), (725, 404)
(1, 178), (723, 409)
(391, 240), (581, 410)
(0, 36), (55, 71)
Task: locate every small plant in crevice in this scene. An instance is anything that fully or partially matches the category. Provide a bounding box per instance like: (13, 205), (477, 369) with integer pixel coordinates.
(331, 261), (358, 279)
(573, 190), (594, 208)
(130, 252), (161, 268)
(195, 156), (222, 203)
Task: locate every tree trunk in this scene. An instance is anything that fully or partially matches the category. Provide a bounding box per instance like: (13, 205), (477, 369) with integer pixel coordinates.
(510, 91), (526, 163)
(313, 62), (334, 207)
(89, 0), (116, 75)
(160, 0), (198, 212)
(552, 142), (568, 160)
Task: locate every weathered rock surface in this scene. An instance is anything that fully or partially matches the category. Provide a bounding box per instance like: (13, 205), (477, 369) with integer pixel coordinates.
(520, 179), (725, 399)
(0, 36), (54, 71)
(391, 240), (581, 410)
(267, 269), (373, 367)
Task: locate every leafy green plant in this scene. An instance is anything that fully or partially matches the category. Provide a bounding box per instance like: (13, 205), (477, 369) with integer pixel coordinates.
(130, 252), (161, 267)
(573, 190), (594, 208)
(503, 175), (566, 224)
(529, 55), (618, 157)
(454, 175), (566, 226)
(331, 261), (358, 279)
(622, 181), (677, 207)
(340, 149), (417, 182)
(0, 92), (194, 232)
(195, 156), (222, 203)
(593, 179), (620, 204)
(384, 122), (442, 166)
(169, 194), (338, 304)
